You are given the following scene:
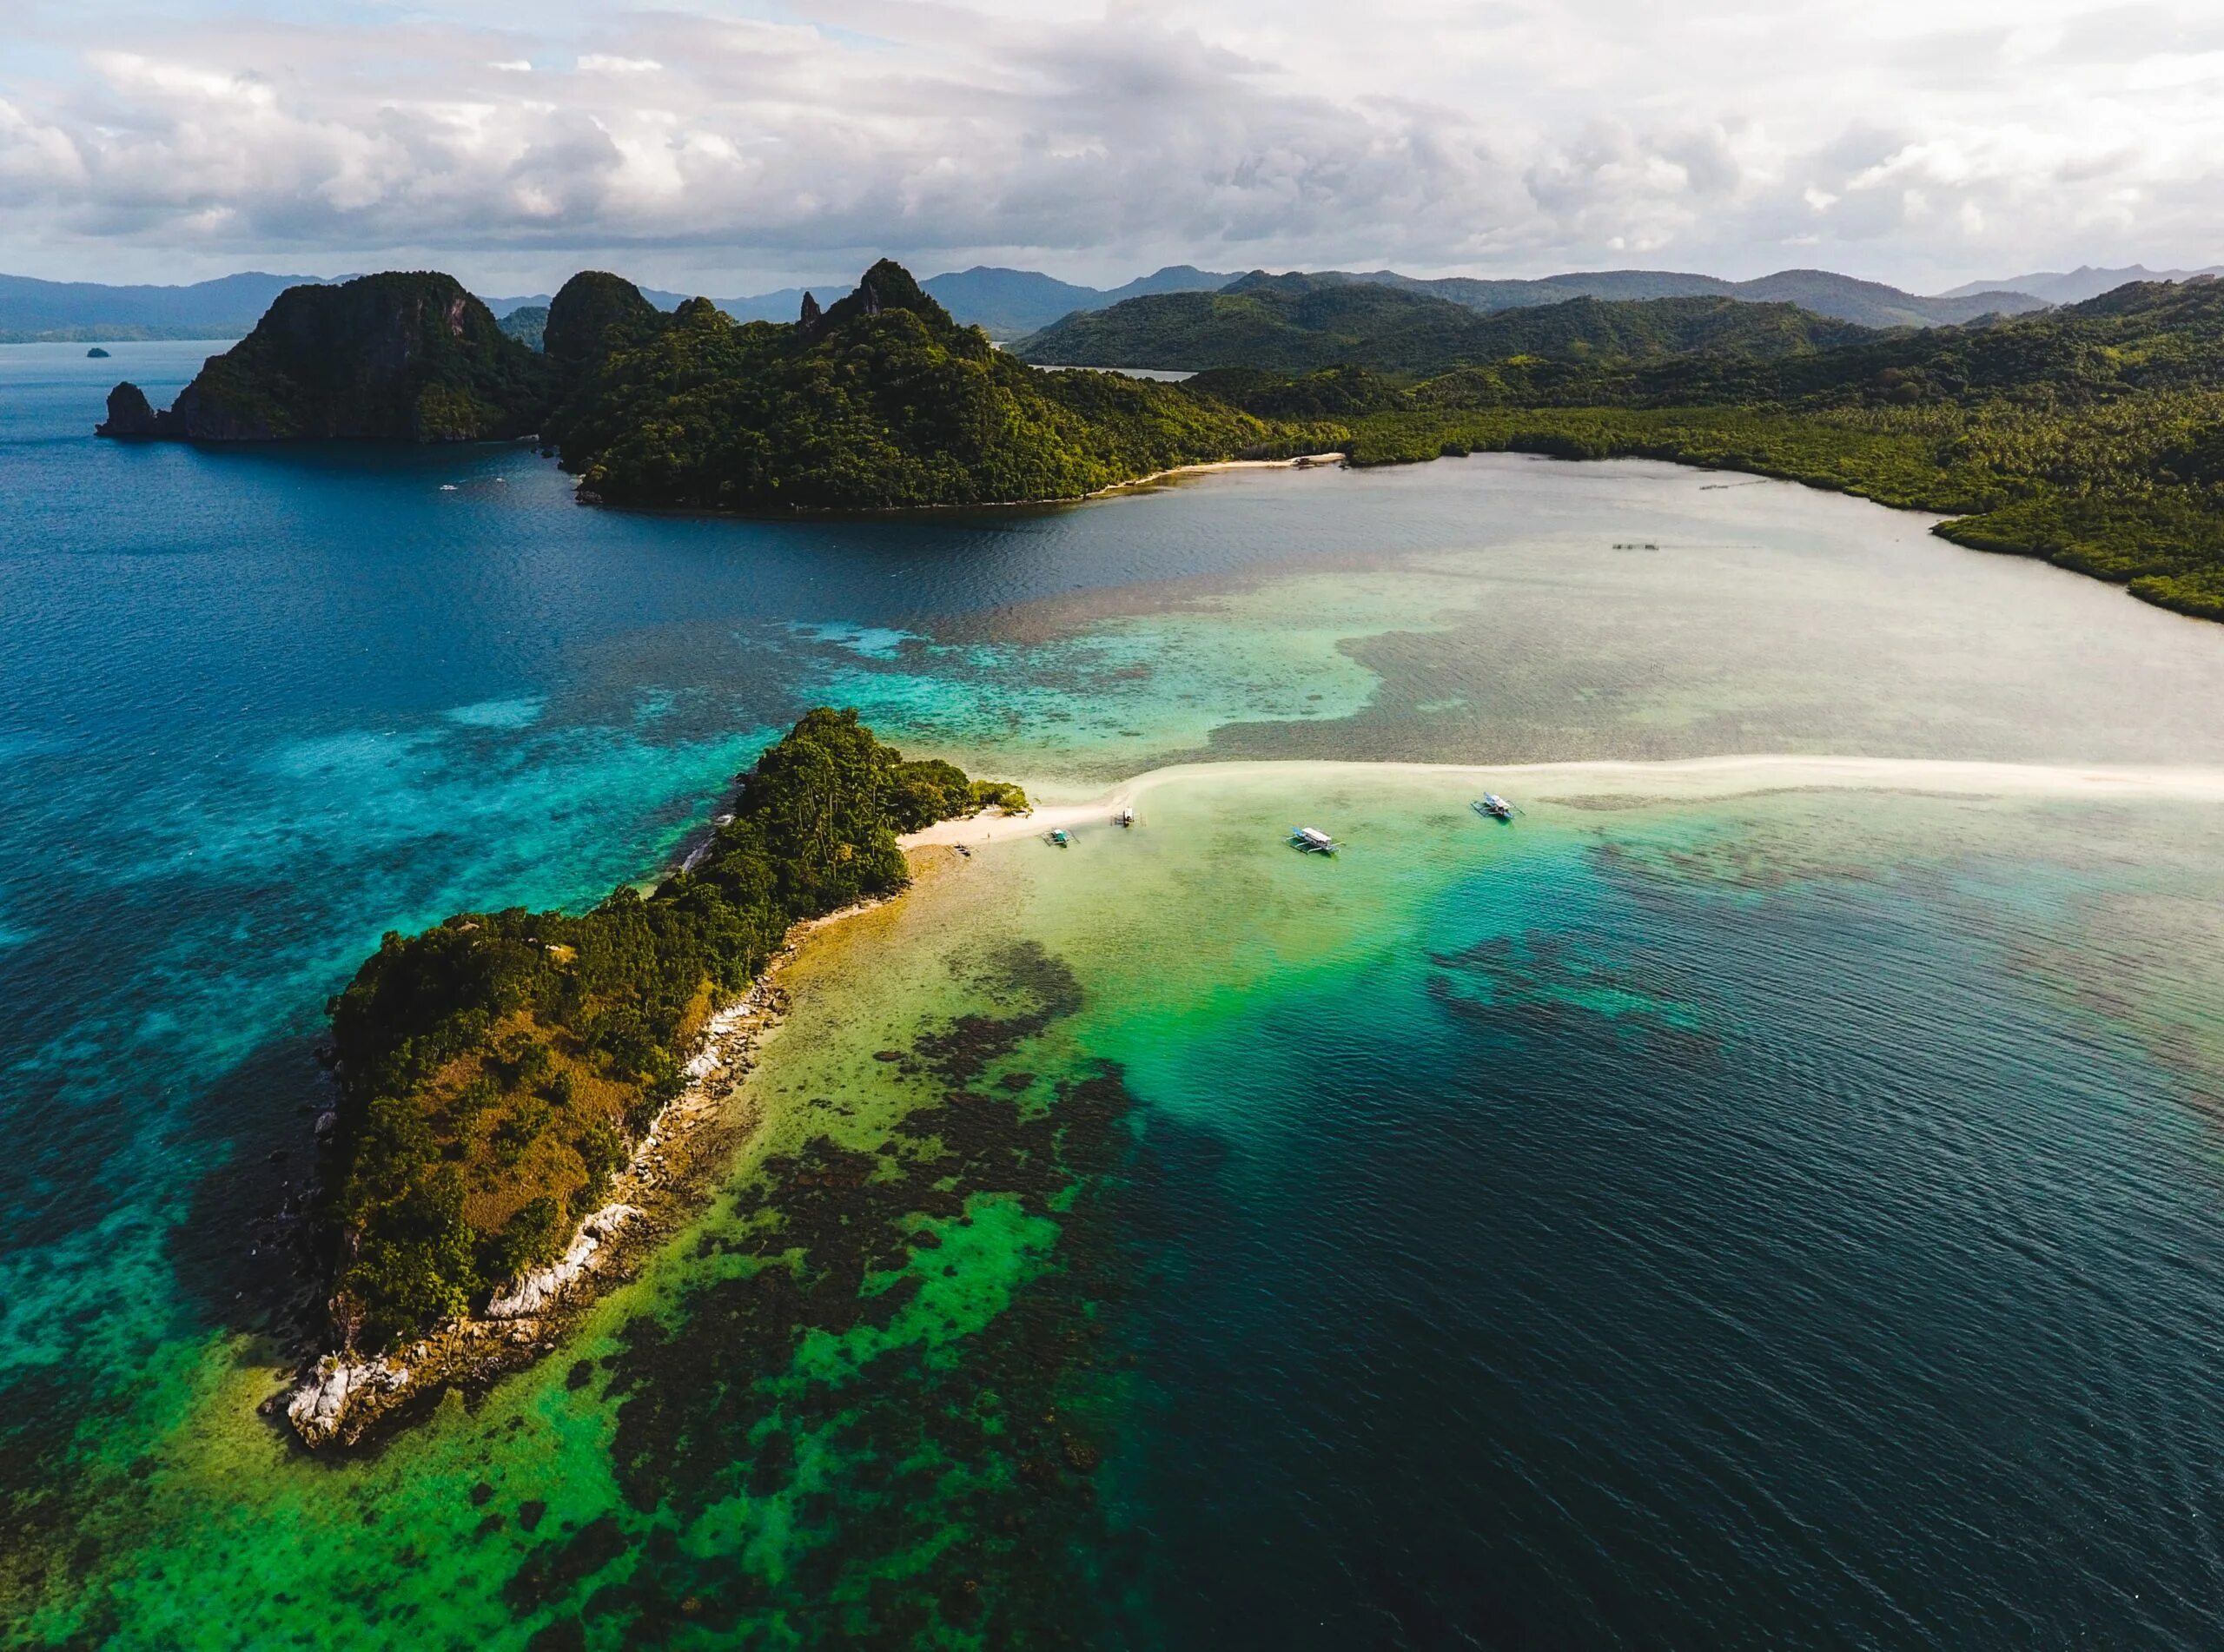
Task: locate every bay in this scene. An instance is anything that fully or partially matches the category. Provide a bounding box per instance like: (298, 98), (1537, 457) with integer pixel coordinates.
(3, 341), (2223, 1648)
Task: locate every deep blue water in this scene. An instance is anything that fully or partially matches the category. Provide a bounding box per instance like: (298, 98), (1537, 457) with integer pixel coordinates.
(7, 341), (2224, 1648)
(1106, 816), (2224, 1649)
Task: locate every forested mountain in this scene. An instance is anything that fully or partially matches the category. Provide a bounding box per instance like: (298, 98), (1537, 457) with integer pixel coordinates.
(497, 305), (547, 351)
(542, 261), (1279, 509)
(1014, 274), (1874, 373)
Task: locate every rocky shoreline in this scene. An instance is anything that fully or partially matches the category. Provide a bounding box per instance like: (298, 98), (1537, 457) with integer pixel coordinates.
(281, 970), (795, 1448)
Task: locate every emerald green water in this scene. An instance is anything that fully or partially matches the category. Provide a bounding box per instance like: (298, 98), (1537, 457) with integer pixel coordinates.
(9, 344), (2224, 1648)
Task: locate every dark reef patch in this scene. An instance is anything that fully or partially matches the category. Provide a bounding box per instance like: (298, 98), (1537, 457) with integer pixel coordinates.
(491, 939), (1143, 1648)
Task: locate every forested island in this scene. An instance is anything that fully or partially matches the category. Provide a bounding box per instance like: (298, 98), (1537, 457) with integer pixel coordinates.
(289, 710), (1022, 1445)
(95, 259), (2224, 618)
(98, 261), (1285, 508)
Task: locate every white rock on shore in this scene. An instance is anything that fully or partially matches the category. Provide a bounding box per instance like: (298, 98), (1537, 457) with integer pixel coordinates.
(484, 1203), (642, 1318)
(287, 1354), (409, 1444)
(284, 955), (793, 1446)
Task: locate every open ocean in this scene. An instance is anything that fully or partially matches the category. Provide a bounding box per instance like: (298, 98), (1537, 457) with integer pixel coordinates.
(5, 341), (2224, 1649)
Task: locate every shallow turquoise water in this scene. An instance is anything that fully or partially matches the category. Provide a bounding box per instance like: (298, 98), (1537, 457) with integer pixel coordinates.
(6, 343), (2224, 1647)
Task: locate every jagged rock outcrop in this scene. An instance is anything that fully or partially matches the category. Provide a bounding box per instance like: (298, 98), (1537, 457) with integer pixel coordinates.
(287, 1353), (411, 1446)
(95, 381), (166, 438)
(819, 257), (951, 332)
(96, 272), (553, 443)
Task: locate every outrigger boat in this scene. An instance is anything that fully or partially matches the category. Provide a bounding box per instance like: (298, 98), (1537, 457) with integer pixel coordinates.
(1473, 793), (1516, 822)
(1289, 826), (1339, 855)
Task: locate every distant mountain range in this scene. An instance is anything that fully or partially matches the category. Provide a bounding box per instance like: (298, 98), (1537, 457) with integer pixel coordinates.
(1011, 273), (1879, 374)
(7, 257), (2213, 346)
(1940, 265), (2224, 305)
(0, 271), (340, 342)
(479, 266), (1240, 336)
(1312, 268), (2046, 330)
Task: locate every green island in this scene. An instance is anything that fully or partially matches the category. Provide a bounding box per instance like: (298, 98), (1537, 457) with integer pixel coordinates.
(294, 709), (1021, 1442)
(96, 259), (2224, 617)
(537, 259), (1282, 509)
(97, 261), (1288, 509)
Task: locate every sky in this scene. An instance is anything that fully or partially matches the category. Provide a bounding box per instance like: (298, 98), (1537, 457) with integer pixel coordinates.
(2, 0), (2221, 294)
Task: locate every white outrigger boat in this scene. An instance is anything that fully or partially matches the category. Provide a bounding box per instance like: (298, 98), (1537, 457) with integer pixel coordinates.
(1289, 826), (1339, 855)
(1473, 793), (1516, 822)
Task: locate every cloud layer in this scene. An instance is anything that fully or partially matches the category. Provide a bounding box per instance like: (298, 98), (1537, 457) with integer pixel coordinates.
(3, 0), (2221, 289)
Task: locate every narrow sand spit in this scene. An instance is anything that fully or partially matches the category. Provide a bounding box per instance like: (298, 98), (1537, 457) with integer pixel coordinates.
(1090, 453), (1350, 496)
(900, 755), (2224, 848)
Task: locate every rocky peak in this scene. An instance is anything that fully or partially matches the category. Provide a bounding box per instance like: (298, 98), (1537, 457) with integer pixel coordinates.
(94, 272), (549, 444)
(819, 260), (953, 334)
(95, 382), (167, 439)
(546, 272), (663, 370)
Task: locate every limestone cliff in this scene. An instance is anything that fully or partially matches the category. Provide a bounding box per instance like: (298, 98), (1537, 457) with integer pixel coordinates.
(96, 273), (553, 443)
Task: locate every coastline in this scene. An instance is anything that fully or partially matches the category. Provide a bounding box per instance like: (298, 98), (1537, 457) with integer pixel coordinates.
(1086, 451), (1351, 497)
(574, 449), (1354, 516)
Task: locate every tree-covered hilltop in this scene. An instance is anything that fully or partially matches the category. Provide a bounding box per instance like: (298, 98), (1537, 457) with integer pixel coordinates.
(497, 305), (548, 352)
(1185, 279), (2224, 621)
(1012, 273), (1875, 373)
(541, 260), (1287, 510)
(95, 273), (553, 442)
(318, 709), (1023, 1352)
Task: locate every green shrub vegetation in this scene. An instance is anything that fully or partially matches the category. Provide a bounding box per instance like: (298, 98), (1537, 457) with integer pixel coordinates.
(320, 709), (1013, 1351)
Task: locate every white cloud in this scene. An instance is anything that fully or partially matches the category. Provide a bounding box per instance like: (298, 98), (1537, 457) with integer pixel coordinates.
(0, 0), (2220, 289)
